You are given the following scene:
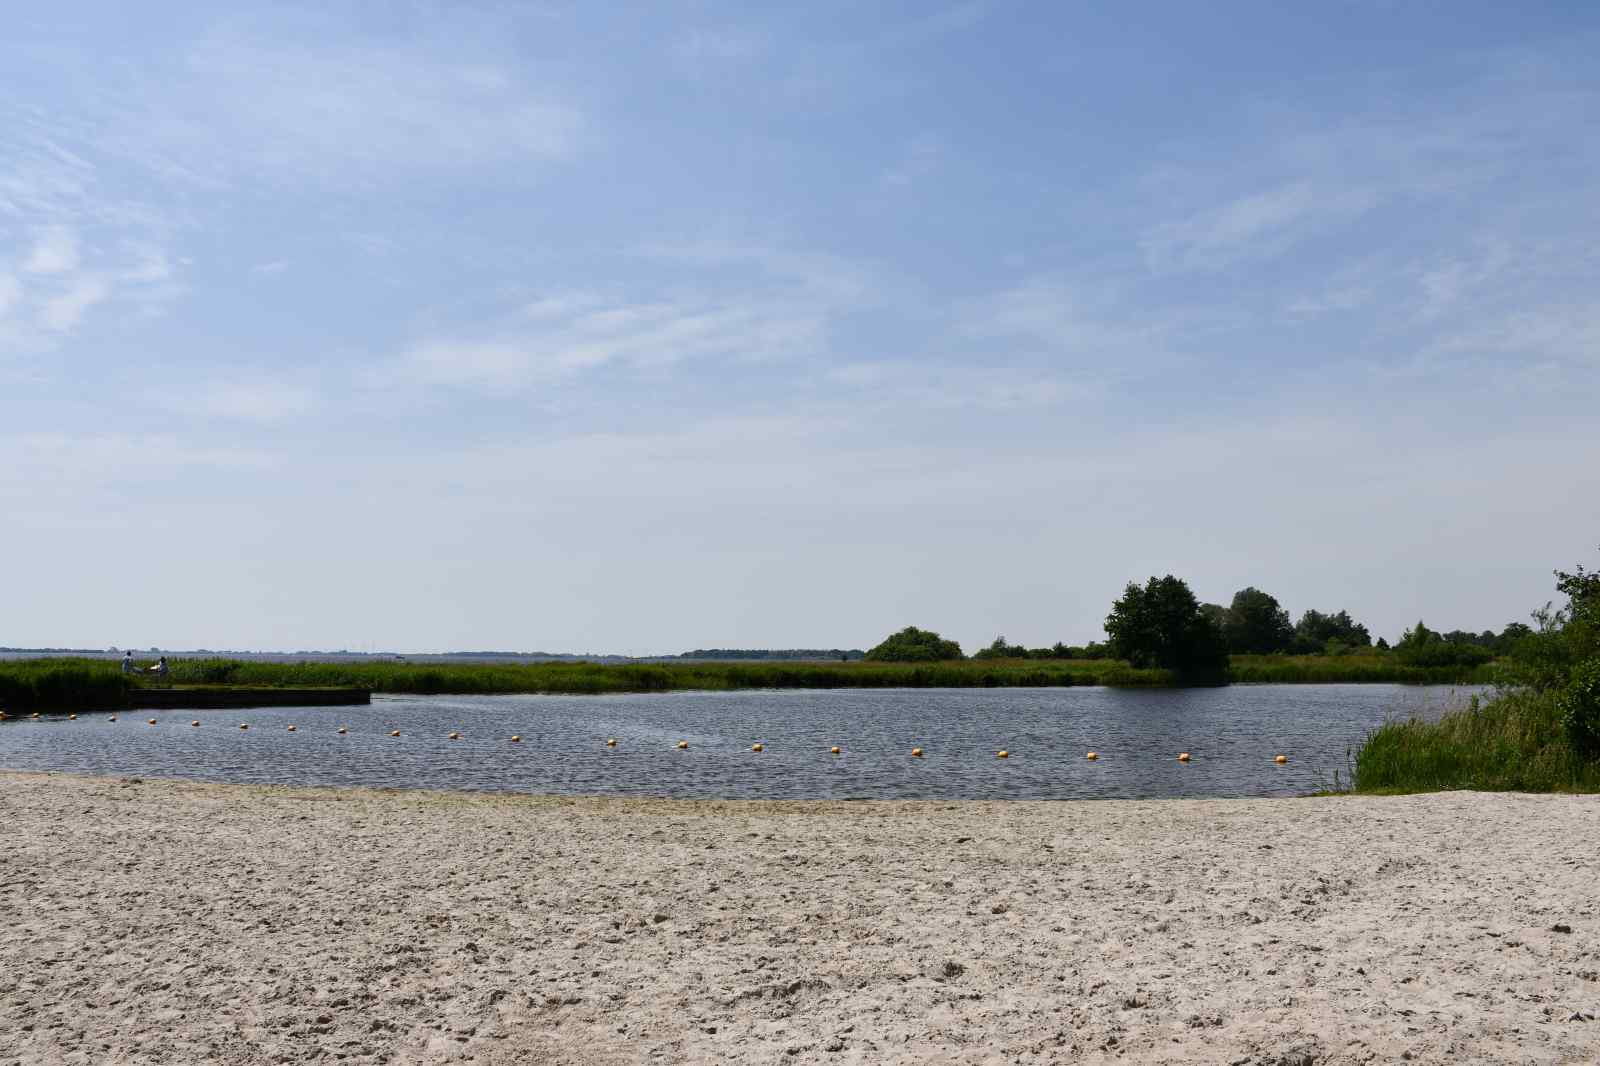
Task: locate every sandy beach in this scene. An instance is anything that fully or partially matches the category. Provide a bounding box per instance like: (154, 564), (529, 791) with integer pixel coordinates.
(1, 773), (1597, 1065)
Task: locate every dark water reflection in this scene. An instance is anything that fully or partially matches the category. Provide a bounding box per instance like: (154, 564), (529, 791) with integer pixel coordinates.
(0, 685), (1483, 800)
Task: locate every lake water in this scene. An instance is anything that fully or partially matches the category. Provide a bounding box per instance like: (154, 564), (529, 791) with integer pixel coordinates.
(0, 685), (1485, 800)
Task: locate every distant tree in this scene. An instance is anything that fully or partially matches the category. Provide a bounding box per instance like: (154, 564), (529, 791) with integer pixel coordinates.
(864, 626), (964, 662)
(1291, 609), (1372, 655)
(1375, 636), (1390, 650)
(973, 635), (1031, 660)
(1393, 619), (1493, 668)
(1104, 575), (1229, 677)
(1221, 587), (1294, 654)
(1495, 622), (1533, 655)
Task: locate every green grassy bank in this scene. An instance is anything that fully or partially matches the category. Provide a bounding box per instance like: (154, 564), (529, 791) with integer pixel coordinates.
(1229, 653), (1499, 685)
(1353, 688), (1600, 793)
(0, 656), (1171, 707)
(0, 653), (1499, 711)
(1350, 551), (1600, 794)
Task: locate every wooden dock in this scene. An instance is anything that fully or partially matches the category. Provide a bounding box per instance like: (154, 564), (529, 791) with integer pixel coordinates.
(127, 688), (371, 710)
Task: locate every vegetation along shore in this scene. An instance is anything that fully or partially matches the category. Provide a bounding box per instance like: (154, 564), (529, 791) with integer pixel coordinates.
(1352, 551), (1600, 794)
(0, 653), (1500, 712)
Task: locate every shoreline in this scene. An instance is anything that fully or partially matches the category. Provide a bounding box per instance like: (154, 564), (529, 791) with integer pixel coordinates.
(4, 772), (1598, 1064)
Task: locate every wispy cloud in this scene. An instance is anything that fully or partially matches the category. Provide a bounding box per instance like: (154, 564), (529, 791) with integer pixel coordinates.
(1142, 181), (1379, 274)
(670, 27), (769, 66)
(107, 31), (583, 189)
(0, 274), (20, 319)
(22, 227), (79, 275)
(146, 379), (320, 422)
(38, 276), (108, 332)
(392, 242), (879, 391)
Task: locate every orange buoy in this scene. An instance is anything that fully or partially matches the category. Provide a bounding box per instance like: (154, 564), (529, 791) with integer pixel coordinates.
(68, 714), (78, 720)
(1086, 751), (1098, 760)
(239, 723), (249, 730)
(510, 735), (522, 743)
(1177, 752), (1191, 762)
(147, 718), (157, 725)
(448, 732), (460, 740)
(677, 740), (689, 749)
(996, 750), (1010, 758)
(191, 720), (200, 727)
(389, 730), (401, 737)
(830, 746), (841, 755)
(108, 716), (117, 722)
(1274, 754), (1288, 764)
(606, 738), (617, 747)
(911, 747), (924, 758)
(287, 725), (297, 732)
(337, 727), (348, 735)
(751, 742), (764, 752)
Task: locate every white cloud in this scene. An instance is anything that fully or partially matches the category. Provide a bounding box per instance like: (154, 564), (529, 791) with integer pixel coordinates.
(147, 380), (319, 422)
(827, 360), (1084, 411)
(38, 276), (109, 332)
(110, 33), (584, 187)
(964, 278), (1174, 359)
(394, 243), (879, 390)
(880, 134), (944, 187)
(671, 27), (769, 65)
(121, 250), (172, 283)
(251, 260), (290, 277)
(0, 274), (20, 318)
(1142, 182), (1379, 274)
(399, 297), (829, 388)
(23, 227), (80, 275)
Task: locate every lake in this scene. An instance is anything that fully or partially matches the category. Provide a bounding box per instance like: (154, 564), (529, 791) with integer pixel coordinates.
(0, 684), (1485, 800)
(0, 685), (1484, 793)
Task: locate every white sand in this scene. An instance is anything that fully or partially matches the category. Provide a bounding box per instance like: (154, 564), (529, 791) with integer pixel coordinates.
(1, 772), (1597, 1065)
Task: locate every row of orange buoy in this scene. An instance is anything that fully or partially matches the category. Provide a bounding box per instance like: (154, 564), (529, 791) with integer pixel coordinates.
(5, 712), (1293, 763)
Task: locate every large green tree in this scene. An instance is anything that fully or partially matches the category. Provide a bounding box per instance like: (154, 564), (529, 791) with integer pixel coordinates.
(1221, 587), (1294, 654)
(1104, 575), (1229, 676)
(1291, 609), (1372, 654)
(864, 626), (964, 662)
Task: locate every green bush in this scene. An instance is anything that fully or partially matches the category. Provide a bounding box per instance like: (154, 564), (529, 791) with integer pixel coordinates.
(864, 626), (964, 662)
(1561, 658), (1600, 759)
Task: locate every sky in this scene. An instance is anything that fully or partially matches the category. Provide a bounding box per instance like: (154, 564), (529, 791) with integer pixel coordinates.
(2, 1), (1598, 655)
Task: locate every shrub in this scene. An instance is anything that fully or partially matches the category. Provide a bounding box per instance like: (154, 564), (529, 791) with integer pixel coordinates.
(864, 626), (964, 662)
(1561, 658), (1600, 760)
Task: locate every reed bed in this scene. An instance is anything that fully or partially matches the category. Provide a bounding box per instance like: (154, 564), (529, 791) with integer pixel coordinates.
(1229, 653), (1500, 685)
(155, 656), (1174, 694)
(1353, 688), (1600, 793)
(0, 660), (130, 709)
(0, 653), (1499, 713)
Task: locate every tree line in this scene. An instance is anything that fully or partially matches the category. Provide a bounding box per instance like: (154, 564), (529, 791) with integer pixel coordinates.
(866, 578), (1533, 676)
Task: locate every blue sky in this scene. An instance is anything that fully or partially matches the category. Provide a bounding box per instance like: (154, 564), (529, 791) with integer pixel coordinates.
(3, 1), (1597, 654)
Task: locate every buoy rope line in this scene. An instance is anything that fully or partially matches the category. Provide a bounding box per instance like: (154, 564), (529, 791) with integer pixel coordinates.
(12, 718), (1294, 765)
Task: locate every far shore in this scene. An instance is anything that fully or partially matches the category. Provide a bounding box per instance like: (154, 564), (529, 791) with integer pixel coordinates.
(0, 654), (1500, 712)
(3, 771), (1596, 1064)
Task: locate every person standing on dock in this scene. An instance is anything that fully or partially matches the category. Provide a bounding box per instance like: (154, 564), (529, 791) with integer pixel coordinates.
(149, 656), (169, 686)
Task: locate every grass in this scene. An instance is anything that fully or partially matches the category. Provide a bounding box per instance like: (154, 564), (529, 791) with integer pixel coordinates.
(155, 656), (1176, 693)
(0, 656), (1174, 706)
(0, 660), (131, 710)
(0, 652), (1501, 711)
(1229, 653), (1501, 685)
(1353, 687), (1600, 793)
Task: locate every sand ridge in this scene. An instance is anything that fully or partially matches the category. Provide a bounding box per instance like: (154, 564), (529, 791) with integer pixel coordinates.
(1, 772), (1598, 1064)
